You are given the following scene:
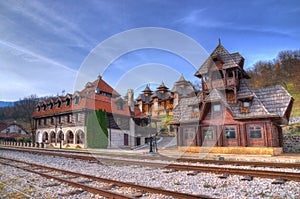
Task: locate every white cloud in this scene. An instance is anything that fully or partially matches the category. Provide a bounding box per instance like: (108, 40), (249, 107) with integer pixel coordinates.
(0, 41), (77, 101)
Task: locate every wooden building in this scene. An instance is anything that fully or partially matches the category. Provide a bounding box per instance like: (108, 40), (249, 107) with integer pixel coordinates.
(136, 77), (196, 117)
(172, 42), (294, 154)
(32, 76), (149, 149)
(136, 77), (196, 133)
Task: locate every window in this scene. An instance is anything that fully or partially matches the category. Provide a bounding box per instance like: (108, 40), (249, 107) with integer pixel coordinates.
(42, 104), (47, 111)
(117, 103), (123, 110)
(204, 128), (213, 140)
(51, 117), (54, 124)
(74, 96), (80, 105)
(227, 70), (234, 78)
(250, 125), (262, 138)
(50, 103), (53, 110)
(37, 106), (40, 112)
(213, 104), (221, 112)
(44, 118), (47, 125)
(38, 119), (41, 126)
(67, 115), (72, 123)
(75, 114), (79, 123)
(225, 126), (236, 139)
(57, 100), (62, 108)
(66, 98), (71, 106)
(240, 100), (252, 114)
(154, 102), (158, 110)
(243, 101), (250, 108)
(117, 118), (121, 125)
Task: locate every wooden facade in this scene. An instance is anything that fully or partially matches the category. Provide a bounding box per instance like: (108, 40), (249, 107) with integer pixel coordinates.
(173, 42), (294, 150)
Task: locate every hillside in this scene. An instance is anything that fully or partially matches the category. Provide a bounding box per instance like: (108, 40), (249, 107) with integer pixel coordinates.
(247, 49), (300, 117)
(286, 83), (300, 117)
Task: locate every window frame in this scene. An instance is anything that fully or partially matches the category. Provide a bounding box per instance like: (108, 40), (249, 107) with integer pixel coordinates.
(224, 126), (237, 139)
(249, 125), (263, 139)
(203, 128), (214, 140)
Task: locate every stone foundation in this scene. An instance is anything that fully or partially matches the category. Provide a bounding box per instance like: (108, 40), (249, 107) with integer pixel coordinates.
(178, 146), (283, 155)
(283, 135), (300, 153)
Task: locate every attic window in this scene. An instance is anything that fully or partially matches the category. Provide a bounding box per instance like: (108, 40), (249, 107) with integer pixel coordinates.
(117, 104), (123, 110)
(37, 106), (40, 112)
(42, 104), (47, 111)
(74, 96), (80, 105)
(57, 100), (62, 108)
(239, 99), (252, 114)
(50, 103), (53, 110)
(95, 88), (100, 94)
(243, 101), (250, 108)
(66, 98), (71, 106)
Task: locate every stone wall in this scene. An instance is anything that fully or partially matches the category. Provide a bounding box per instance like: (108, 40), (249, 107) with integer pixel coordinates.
(283, 135), (300, 153)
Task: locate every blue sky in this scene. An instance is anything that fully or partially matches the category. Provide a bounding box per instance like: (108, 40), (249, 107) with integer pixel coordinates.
(0, 0), (299, 101)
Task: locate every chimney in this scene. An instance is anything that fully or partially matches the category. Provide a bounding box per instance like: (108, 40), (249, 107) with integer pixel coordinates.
(127, 89), (134, 111)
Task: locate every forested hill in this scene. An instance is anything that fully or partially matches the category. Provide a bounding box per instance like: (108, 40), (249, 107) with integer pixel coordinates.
(246, 49), (300, 116)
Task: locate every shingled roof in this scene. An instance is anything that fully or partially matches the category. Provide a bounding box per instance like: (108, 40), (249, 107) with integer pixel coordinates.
(254, 85), (293, 118)
(171, 75), (196, 97)
(195, 43), (244, 77)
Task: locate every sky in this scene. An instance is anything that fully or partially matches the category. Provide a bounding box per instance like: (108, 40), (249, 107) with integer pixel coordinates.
(0, 0), (300, 101)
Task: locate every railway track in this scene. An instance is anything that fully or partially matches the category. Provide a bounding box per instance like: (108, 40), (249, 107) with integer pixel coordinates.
(1, 146), (300, 182)
(1, 145), (300, 169)
(0, 156), (210, 199)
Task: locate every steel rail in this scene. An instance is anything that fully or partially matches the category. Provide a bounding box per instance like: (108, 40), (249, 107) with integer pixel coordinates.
(1, 145), (300, 169)
(0, 156), (211, 199)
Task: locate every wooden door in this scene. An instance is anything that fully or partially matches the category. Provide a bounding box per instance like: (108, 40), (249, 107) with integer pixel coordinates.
(124, 134), (128, 146)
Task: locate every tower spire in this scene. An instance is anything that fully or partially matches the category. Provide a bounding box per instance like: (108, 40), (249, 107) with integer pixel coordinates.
(218, 38), (221, 45)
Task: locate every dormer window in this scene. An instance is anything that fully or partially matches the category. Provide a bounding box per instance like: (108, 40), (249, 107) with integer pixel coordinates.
(50, 103), (53, 110)
(66, 98), (71, 106)
(74, 96), (80, 105)
(42, 104), (47, 111)
(37, 106), (40, 112)
(243, 101), (250, 108)
(239, 99), (252, 114)
(57, 100), (62, 108)
(117, 104), (123, 110)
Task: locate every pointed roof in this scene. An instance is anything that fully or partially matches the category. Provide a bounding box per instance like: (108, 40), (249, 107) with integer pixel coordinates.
(157, 81), (169, 91)
(237, 79), (255, 99)
(143, 84), (152, 93)
(195, 41), (245, 78)
(254, 85), (293, 118)
(178, 74), (186, 82)
(171, 75), (196, 97)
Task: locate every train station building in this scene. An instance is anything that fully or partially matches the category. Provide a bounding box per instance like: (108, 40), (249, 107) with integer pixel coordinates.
(171, 42), (294, 155)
